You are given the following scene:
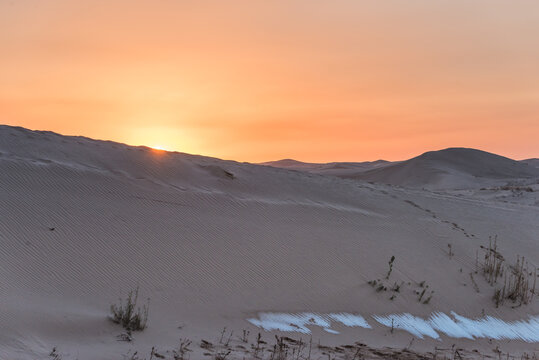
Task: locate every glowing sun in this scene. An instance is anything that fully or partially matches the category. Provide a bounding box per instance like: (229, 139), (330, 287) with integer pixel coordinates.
(151, 145), (168, 151)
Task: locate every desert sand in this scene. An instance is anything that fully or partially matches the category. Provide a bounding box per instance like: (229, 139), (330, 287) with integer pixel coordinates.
(0, 125), (537, 359)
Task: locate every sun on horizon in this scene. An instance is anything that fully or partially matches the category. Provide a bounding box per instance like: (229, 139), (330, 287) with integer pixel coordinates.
(150, 145), (168, 151)
(1, 1), (539, 357)
(1, 1), (538, 162)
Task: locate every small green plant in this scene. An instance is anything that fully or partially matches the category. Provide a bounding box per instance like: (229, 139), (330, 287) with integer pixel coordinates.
(110, 286), (149, 331)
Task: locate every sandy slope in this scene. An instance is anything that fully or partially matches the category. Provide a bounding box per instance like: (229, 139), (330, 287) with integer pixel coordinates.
(522, 158), (539, 168)
(0, 126), (538, 359)
(343, 148), (539, 190)
(264, 149), (539, 191)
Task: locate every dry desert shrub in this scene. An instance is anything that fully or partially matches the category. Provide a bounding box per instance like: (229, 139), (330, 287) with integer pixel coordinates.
(480, 236), (505, 285)
(386, 255), (395, 279)
(110, 286), (149, 331)
(494, 256), (537, 308)
(479, 237), (537, 308)
(173, 338), (193, 360)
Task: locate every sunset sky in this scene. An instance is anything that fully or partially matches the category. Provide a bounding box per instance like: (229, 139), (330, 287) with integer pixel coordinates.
(2, 1), (539, 162)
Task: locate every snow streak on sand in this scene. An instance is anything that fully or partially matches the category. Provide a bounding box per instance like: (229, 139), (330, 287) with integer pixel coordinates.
(248, 312), (539, 341)
(374, 312), (539, 341)
(247, 313), (371, 334)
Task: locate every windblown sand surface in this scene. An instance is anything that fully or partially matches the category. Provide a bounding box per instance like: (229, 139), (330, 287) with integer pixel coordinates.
(0, 125), (537, 359)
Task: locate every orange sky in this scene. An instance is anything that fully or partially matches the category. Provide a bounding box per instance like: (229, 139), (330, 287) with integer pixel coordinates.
(2, 1), (539, 162)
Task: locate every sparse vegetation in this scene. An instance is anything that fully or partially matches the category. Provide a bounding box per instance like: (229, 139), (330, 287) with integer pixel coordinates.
(391, 281), (402, 293)
(252, 333), (266, 359)
(480, 236), (505, 285)
(386, 255), (395, 279)
(368, 257), (435, 305)
(239, 329), (249, 343)
(173, 338), (192, 360)
(415, 281), (434, 304)
(49, 347), (61, 360)
(214, 350), (231, 360)
(150, 346), (166, 359)
(422, 292), (434, 304)
(493, 256), (537, 308)
(122, 350), (140, 360)
(417, 287), (426, 302)
(110, 287), (149, 331)
(469, 272), (480, 293)
(200, 339), (214, 351)
(479, 237), (537, 308)
(51, 326), (539, 360)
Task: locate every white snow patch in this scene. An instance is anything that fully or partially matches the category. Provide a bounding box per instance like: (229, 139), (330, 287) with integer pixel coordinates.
(249, 312), (539, 342)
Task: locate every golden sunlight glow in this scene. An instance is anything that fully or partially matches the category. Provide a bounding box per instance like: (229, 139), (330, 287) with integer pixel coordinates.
(151, 145), (168, 151)
(1, 1), (539, 162)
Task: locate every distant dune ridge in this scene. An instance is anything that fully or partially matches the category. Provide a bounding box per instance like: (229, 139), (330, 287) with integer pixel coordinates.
(261, 158), (391, 177)
(0, 125), (538, 359)
(264, 148), (539, 190)
(522, 158), (539, 168)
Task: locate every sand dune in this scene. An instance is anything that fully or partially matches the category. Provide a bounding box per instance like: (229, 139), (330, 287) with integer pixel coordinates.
(341, 148), (539, 190)
(521, 158), (539, 168)
(261, 159), (391, 177)
(264, 148), (539, 191)
(0, 126), (538, 359)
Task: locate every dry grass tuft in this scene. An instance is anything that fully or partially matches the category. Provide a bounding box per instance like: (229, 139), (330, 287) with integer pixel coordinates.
(480, 236), (505, 286)
(494, 256), (537, 308)
(479, 237), (537, 308)
(110, 286), (149, 331)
